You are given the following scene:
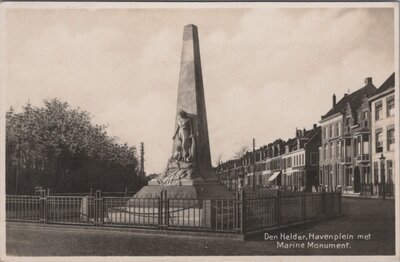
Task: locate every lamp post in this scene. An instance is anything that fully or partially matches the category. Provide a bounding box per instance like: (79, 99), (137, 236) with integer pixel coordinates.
(379, 154), (386, 200)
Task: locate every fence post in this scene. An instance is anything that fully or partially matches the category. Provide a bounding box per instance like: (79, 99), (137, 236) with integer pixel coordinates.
(370, 183), (373, 196)
(234, 191), (239, 234)
(39, 190), (47, 224)
(321, 188), (326, 216)
(240, 189), (246, 234)
(302, 190), (306, 220)
(95, 190), (103, 226)
(164, 190), (169, 228)
(276, 190), (281, 227)
(338, 187), (342, 215)
(158, 190), (163, 228)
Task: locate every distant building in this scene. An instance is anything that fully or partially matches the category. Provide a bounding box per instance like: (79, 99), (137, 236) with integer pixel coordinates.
(216, 125), (320, 192)
(281, 125), (321, 191)
(369, 73), (395, 197)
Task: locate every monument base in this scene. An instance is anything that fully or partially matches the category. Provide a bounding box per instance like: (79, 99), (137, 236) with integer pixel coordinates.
(132, 184), (234, 200)
(129, 182), (234, 229)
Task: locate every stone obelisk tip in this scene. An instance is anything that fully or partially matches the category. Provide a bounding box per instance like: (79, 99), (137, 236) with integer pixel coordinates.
(183, 24), (198, 41)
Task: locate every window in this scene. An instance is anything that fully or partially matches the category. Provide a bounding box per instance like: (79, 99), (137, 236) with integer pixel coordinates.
(345, 117), (351, 126)
(337, 141), (341, 158)
(325, 127), (329, 139)
(363, 111), (368, 120)
(362, 111), (369, 127)
(387, 96), (395, 117)
(287, 157), (292, 168)
(338, 122), (341, 136)
(335, 123), (339, 137)
(329, 143), (333, 159)
(387, 128), (395, 151)
(330, 125), (333, 138)
(311, 152), (318, 166)
(325, 145), (328, 160)
(376, 131), (383, 153)
(319, 147), (323, 162)
(387, 160), (393, 184)
(375, 101), (383, 121)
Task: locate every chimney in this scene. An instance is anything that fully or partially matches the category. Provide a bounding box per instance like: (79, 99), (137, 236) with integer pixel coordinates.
(332, 94), (336, 107)
(313, 123), (317, 129)
(365, 77), (372, 85)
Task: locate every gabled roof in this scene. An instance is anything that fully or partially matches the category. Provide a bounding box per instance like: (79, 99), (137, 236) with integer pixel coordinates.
(321, 83), (377, 120)
(370, 73), (395, 100)
(304, 126), (321, 140)
(285, 126), (321, 151)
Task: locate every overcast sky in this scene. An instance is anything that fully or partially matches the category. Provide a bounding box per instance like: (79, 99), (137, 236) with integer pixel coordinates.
(5, 7), (395, 174)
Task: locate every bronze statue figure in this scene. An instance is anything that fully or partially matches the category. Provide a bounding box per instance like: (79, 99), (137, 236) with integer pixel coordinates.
(173, 110), (195, 162)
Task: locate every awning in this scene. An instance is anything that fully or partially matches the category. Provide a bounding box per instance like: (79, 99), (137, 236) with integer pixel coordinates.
(268, 171), (281, 182)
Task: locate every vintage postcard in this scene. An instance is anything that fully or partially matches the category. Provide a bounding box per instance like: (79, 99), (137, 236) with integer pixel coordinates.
(0, 2), (398, 261)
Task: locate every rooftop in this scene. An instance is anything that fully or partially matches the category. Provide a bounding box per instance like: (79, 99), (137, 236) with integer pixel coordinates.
(321, 80), (377, 120)
(370, 72), (395, 100)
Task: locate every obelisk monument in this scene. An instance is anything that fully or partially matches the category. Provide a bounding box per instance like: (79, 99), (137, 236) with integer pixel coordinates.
(133, 24), (232, 200)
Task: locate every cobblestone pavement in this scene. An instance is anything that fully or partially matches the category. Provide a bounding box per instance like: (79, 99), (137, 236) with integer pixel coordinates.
(5, 197), (395, 256)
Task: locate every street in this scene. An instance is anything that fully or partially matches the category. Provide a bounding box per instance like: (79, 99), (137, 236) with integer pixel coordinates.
(6, 197), (395, 256)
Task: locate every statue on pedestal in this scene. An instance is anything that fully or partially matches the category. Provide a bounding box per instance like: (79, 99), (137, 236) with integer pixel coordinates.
(173, 110), (195, 162)
(157, 110), (197, 185)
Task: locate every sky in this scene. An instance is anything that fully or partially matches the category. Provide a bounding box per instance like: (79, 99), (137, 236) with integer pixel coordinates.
(5, 6), (395, 174)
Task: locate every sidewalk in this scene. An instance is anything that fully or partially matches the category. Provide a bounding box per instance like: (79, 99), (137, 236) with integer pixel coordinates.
(343, 192), (395, 200)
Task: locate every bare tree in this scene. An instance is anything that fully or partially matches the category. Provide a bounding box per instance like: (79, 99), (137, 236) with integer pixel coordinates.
(215, 154), (223, 167)
(234, 145), (249, 159)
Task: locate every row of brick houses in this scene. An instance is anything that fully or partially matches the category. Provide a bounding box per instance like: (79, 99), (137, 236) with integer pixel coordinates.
(216, 73), (395, 196)
(216, 124), (321, 192)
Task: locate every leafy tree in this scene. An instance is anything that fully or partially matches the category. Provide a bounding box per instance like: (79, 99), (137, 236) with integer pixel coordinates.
(6, 99), (140, 194)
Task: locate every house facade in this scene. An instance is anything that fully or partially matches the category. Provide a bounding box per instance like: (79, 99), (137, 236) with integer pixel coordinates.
(369, 73), (395, 197)
(319, 77), (377, 193)
(281, 126), (321, 191)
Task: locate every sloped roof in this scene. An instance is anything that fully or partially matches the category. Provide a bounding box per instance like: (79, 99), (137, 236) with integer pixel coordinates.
(371, 72), (395, 99)
(304, 126), (321, 140)
(285, 126), (321, 151)
(321, 83), (377, 120)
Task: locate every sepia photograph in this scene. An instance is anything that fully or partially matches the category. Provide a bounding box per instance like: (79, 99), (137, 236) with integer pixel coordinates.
(0, 2), (398, 261)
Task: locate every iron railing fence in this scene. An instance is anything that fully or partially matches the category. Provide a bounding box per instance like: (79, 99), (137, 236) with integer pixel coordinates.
(360, 183), (374, 196)
(6, 195), (41, 222)
(6, 189), (342, 235)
